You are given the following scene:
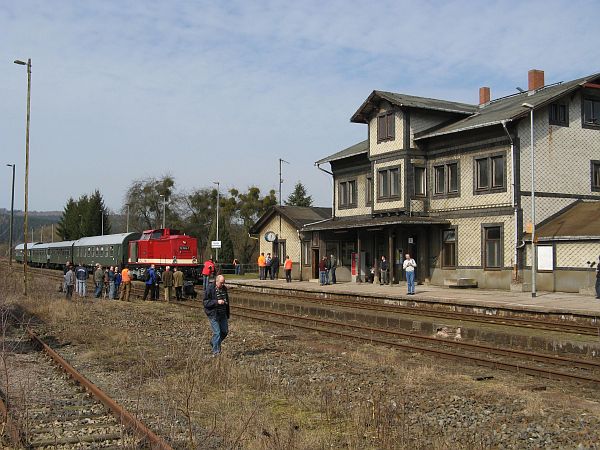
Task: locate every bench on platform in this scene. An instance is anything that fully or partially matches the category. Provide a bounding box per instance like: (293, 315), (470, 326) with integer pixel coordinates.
(444, 278), (478, 289)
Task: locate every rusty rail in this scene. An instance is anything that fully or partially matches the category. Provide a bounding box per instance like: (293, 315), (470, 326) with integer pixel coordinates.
(21, 321), (173, 450)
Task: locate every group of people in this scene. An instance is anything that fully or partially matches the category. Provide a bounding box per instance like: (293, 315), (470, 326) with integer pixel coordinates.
(318, 254), (337, 286)
(141, 264), (185, 301)
(63, 262), (134, 300)
(257, 253), (293, 282)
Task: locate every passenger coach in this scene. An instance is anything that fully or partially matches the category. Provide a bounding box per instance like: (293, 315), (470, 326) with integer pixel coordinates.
(73, 233), (141, 268)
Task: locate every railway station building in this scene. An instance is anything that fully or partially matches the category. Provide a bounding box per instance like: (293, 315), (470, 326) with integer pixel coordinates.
(299, 69), (600, 292)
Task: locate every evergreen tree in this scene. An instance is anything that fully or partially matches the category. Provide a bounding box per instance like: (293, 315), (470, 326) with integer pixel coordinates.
(56, 198), (79, 240)
(284, 182), (313, 207)
(56, 191), (111, 240)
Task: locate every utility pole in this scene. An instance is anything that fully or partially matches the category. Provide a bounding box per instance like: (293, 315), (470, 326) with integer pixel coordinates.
(522, 103), (536, 297)
(126, 203), (130, 233)
(14, 58), (31, 296)
(212, 182), (220, 262)
(101, 211), (104, 235)
(279, 158), (290, 206)
(6, 164), (15, 266)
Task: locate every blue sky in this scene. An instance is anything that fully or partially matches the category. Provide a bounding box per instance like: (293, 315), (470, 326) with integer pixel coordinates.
(1, 0), (599, 212)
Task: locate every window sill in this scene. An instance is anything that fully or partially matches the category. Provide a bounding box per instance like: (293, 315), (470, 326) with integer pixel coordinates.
(377, 137), (395, 144)
(549, 121), (569, 127)
(338, 204), (358, 210)
(376, 196), (402, 203)
(582, 122), (600, 130)
(432, 192), (460, 199)
(474, 186), (507, 195)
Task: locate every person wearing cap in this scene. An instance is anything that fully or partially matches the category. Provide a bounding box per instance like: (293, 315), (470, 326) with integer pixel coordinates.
(93, 264), (104, 298)
(162, 266), (173, 301)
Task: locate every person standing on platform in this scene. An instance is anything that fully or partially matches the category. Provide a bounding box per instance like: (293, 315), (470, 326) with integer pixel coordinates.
(329, 254), (337, 284)
(120, 265), (131, 301)
(380, 256), (389, 285)
(257, 253), (266, 280)
(233, 258), (241, 275)
(203, 275), (230, 356)
(64, 265), (75, 299)
(94, 264), (104, 298)
(265, 253), (272, 280)
(595, 255), (600, 299)
(75, 263), (88, 297)
(173, 267), (184, 300)
(403, 254), (417, 295)
(319, 256), (328, 286)
(143, 265), (156, 300)
(162, 266), (174, 301)
(284, 256), (293, 283)
(271, 254), (280, 280)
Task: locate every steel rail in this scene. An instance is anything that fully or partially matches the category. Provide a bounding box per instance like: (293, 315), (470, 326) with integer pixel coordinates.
(231, 285), (600, 336)
(15, 316), (173, 450)
(231, 306), (600, 387)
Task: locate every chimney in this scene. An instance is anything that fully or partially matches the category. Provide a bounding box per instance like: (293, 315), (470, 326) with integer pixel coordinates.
(479, 86), (491, 105)
(528, 69), (545, 91)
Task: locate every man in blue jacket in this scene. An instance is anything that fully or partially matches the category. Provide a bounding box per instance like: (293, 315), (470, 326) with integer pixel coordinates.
(143, 265), (156, 300)
(203, 275), (230, 356)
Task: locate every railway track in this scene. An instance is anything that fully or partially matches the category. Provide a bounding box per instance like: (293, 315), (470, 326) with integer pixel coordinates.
(0, 312), (173, 449)
(11, 264), (600, 387)
(230, 285), (600, 336)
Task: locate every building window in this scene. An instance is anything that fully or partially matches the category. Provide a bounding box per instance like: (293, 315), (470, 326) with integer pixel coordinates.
(549, 102), (568, 126)
(583, 98), (600, 127)
(475, 154), (505, 193)
(378, 167), (400, 199)
(341, 241), (355, 266)
(433, 162), (459, 196)
(483, 225), (502, 269)
(302, 241), (312, 266)
(338, 180), (357, 208)
(592, 161), (600, 191)
(366, 177), (373, 205)
(414, 166), (426, 197)
(377, 111), (395, 142)
(441, 229), (457, 268)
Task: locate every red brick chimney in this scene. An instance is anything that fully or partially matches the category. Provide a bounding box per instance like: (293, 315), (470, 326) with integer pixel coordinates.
(479, 86), (491, 105)
(528, 69), (545, 91)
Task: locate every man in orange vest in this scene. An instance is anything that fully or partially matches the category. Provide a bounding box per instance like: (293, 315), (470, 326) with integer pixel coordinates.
(119, 265), (132, 301)
(257, 252), (266, 280)
(284, 255), (293, 283)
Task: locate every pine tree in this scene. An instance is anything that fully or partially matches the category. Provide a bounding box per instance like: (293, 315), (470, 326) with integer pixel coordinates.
(284, 182), (313, 207)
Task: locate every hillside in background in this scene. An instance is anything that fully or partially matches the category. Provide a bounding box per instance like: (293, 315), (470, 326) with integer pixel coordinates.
(0, 209), (62, 244)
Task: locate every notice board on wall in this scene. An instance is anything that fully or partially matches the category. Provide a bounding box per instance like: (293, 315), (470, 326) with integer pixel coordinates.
(537, 245), (554, 271)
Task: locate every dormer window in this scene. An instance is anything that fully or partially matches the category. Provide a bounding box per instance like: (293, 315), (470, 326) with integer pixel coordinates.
(583, 98), (600, 128)
(377, 111), (395, 143)
(549, 102), (568, 126)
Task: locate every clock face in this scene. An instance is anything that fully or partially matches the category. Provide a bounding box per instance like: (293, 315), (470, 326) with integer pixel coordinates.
(265, 231), (276, 242)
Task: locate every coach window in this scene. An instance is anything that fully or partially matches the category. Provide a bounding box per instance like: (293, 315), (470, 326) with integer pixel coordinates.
(483, 225), (503, 270)
(441, 228), (457, 268)
(110, 246), (114, 257)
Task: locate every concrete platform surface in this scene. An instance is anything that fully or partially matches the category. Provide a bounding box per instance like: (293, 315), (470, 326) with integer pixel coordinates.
(227, 278), (600, 318)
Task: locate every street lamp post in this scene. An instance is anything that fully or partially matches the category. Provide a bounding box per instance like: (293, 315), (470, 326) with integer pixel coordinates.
(14, 58), (31, 296)
(6, 164), (15, 266)
(213, 181), (220, 262)
(126, 203), (130, 233)
(101, 211), (104, 236)
(159, 195), (166, 229)
(522, 102), (536, 298)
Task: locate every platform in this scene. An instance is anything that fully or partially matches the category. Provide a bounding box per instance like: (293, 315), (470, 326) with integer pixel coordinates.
(226, 278), (600, 319)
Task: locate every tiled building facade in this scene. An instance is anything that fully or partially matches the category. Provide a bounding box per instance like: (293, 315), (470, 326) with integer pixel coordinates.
(302, 70), (600, 291)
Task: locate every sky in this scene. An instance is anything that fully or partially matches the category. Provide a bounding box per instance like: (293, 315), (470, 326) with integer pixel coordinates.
(1, 0), (599, 213)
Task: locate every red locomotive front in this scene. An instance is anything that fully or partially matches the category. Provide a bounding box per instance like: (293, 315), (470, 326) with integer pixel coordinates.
(128, 229), (200, 274)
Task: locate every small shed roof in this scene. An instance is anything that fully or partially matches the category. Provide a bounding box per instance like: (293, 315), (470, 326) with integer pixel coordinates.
(535, 201), (600, 240)
(74, 232), (140, 247)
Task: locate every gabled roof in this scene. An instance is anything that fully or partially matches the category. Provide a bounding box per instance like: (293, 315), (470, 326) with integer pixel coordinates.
(351, 90), (477, 124)
(315, 140), (368, 165)
(416, 72), (600, 140)
(250, 206), (332, 234)
(535, 201), (600, 240)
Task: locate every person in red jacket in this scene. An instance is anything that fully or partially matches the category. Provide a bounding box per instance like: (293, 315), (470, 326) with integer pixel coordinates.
(202, 258), (215, 293)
